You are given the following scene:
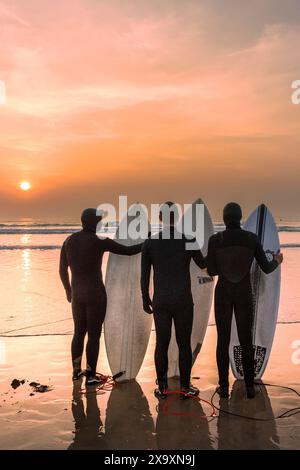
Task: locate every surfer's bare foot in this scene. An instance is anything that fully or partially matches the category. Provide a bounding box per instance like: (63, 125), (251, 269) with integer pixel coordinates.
(180, 384), (199, 400)
(154, 388), (168, 399)
(246, 386), (255, 399)
(216, 386), (229, 398)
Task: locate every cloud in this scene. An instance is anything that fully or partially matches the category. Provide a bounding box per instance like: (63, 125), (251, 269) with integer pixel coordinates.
(0, 0), (299, 217)
(0, 1), (30, 27)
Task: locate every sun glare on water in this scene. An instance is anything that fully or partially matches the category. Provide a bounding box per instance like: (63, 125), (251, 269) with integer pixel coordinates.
(20, 181), (31, 191)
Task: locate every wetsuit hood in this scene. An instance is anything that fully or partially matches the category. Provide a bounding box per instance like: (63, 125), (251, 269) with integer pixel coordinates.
(81, 208), (102, 233)
(223, 202), (242, 229)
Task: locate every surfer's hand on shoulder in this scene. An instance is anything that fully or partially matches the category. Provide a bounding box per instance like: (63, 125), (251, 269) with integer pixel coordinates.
(143, 297), (153, 314)
(274, 251), (283, 264)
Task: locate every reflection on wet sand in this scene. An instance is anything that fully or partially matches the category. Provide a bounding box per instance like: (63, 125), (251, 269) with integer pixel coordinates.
(156, 386), (214, 450)
(67, 378), (282, 450)
(217, 380), (279, 450)
(0, 327), (298, 450)
(69, 380), (107, 450)
(105, 380), (155, 450)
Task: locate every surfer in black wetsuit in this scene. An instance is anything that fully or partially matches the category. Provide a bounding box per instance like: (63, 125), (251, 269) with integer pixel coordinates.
(207, 203), (283, 399)
(141, 202), (206, 399)
(59, 208), (142, 386)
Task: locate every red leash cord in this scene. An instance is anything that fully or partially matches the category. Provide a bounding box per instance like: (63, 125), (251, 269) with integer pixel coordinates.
(80, 372), (122, 395)
(80, 375), (217, 419)
(161, 390), (217, 419)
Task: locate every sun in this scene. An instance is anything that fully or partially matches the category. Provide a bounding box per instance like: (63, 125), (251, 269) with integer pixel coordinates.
(20, 181), (31, 191)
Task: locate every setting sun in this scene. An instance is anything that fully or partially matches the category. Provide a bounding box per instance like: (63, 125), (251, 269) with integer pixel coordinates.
(20, 181), (31, 191)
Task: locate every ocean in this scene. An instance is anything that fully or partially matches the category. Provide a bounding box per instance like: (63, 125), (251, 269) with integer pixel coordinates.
(0, 221), (299, 337)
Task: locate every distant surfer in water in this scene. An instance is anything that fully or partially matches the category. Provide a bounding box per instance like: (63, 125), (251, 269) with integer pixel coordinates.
(59, 208), (142, 386)
(141, 201), (207, 399)
(207, 202), (283, 399)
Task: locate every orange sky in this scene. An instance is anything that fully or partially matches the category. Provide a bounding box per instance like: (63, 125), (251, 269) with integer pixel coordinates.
(0, 0), (299, 220)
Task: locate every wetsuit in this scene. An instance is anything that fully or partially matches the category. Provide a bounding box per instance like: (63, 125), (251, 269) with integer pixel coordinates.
(141, 228), (206, 389)
(60, 224), (142, 377)
(207, 226), (278, 388)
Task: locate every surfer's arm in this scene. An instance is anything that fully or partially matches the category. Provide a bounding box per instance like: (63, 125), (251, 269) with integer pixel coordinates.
(184, 236), (206, 269)
(140, 241), (152, 306)
(59, 242), (72, 302)
(206, 236), (218, 276)
(254, 239), (278, 274)
(102, 238), (143, 255)
(191, 248), (206, 269)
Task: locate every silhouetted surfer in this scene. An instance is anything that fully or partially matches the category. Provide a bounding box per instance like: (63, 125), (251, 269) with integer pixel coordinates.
(141, 202), (206, 399)
(207, 203), (283, 399)
(59, 208), (142, 386)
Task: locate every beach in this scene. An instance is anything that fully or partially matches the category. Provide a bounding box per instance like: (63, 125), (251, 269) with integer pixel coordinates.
(0, 222), (299, 450)
(1, 0), (300, 457)
(0, 323), (299, 450)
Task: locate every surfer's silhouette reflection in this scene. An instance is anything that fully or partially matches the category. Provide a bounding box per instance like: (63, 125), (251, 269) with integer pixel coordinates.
(156, 384), (213, 450)
(105, 380), (155, 449)
(217, 380), (279, 449)
(68, 381), (107, 450)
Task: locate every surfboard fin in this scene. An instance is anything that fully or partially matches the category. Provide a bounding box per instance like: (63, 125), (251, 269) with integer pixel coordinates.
(112, 371), (126, 381)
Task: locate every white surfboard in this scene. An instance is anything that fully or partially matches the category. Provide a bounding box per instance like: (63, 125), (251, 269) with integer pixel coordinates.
(230, 204), (281, 380)
(104, 204), (153, 382)
(167, 199), (214, 378)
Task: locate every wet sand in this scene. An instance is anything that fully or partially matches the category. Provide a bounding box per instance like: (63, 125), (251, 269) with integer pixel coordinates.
(0, 324), (299, 450)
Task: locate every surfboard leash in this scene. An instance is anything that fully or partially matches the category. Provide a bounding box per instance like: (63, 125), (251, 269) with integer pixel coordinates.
(160, 390), (217, 420)
(80, 371), (126, 395)
(80, 377), (300, 421)
(210, 382), (300, 421)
